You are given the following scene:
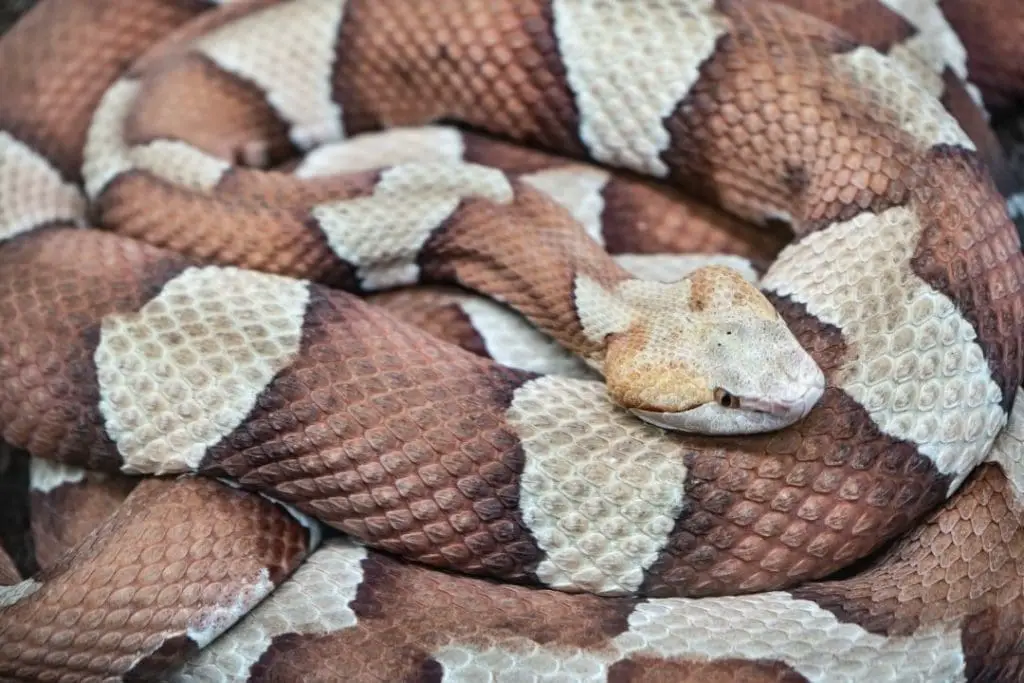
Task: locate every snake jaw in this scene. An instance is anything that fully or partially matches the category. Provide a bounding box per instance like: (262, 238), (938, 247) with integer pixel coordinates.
(630, 378), (823, 435)
(734, 384), (823, 420)
(603, 339), (825, 436)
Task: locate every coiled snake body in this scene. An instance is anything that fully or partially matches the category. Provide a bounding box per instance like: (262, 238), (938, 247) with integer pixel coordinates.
(2, 0), (1024, 681)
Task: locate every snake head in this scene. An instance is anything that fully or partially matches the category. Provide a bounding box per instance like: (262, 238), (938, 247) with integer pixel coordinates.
(593, 266), (825, 435)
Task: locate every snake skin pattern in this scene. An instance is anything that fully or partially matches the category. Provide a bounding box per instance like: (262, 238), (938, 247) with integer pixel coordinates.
(2, 0), (1024, 681)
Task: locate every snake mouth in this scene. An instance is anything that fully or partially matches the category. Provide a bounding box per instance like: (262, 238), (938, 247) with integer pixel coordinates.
(723, 382), (823, 421)
(630, 382), (824, 435)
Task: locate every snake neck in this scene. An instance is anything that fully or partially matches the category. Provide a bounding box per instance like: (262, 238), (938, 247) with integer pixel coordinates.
(418, 179), (637, 363)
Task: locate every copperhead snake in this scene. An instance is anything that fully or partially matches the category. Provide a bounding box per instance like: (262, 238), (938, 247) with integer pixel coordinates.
(2, 0), (1024, 681)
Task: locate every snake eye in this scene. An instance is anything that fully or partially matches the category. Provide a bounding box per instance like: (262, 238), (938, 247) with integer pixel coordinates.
(714, 388), (738, 409)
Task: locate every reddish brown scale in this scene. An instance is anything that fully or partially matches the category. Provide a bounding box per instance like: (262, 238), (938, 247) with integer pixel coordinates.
(215, 166), (383, 207)
(908, 147), (1024, 407)
(367, 289), (492, 359)
(461, 132), (789, 264)
(333, 0), (587, 156)
(94, 171), (360, 288)
(607, 658), (811, 683)
(460, 132), (587, 175)
(775, 0), (917, 51)
(0, 228), (192, 472)
(596, 174), (788, 267)
(247, 549), (635, 683)
(419, 179), (633, 359)
(197, 286), (544, 581)
(127, 52), (297, 167)
(0, 0), (211, 180)
(0, 476), (312, 683)
(790, 463), (1024, 677)
(776, 0), (1012, 192)
(940, 0), (1024, 110)
(31, 469), (138, 572)
(660, 0), (916, 226)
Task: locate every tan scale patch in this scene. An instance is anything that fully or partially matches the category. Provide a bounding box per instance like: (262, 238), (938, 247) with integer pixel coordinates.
(193, 0), (348, 149)
(0, 580), (41, 609)
(0, 131), (86, 240)
(81, 79), (139, 198)
(187, 569), (276, 649)
(82, 79), (230, 198)
(431, 590), (964, 681)
(174, 539), (367, 682)
(552, 0), (730, 176)
(611, 593), (965, 682)
(573, 274), (635, 348)
(830, 46), (975, 150)
(295, 126), (466, 178)
(986, 389), (1024, 509)
(519, 165), (610, 243)
(431, 638), (616, 682)
(878, 0), (986, 109)
(95, 266), (310, 475)
(613, 253), (759, 284)
(686, 265), (771, 313)
(761, 206), (1005, 493)
(508, 376), (688, 595)
(311, 162), (514, 290)
(456, 295), (598, 380)
(29, 456), (86, 494)
(129, 139), (232, 189)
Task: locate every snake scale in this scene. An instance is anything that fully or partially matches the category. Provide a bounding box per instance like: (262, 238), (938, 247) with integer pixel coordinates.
(2, 0), (1024, 680)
